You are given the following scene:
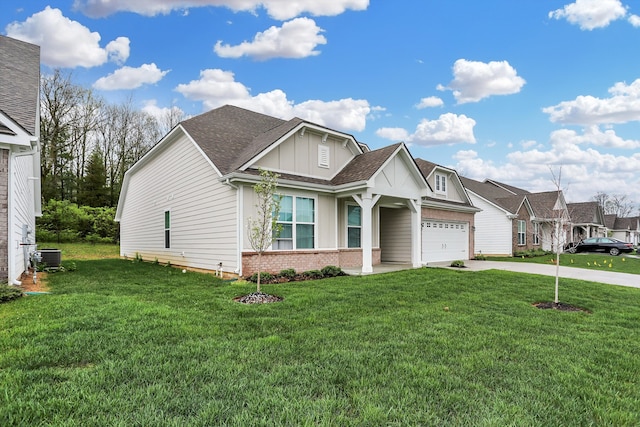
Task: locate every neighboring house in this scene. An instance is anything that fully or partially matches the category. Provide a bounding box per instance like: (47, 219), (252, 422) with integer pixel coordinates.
(604, 215), (640, 245)
(414, 159), (479, 263)
(567, 202), (606, 242)
(0, 35), (42, 284)
(460, 177), (569, 256)
(116, 105), (477, 276)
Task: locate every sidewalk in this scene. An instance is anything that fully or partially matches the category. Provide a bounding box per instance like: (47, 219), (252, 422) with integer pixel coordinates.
(428, 260), (640, 289)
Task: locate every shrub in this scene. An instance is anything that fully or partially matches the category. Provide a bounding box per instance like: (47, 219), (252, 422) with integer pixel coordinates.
(321, 265), (344, 277)
(514, 249), (551, 258)
(0, 285), (23, 303)
(279, 268), (296, 280)
(248, 272), (274, 283)
(474, 253), (487, 260)
(450, 260), (465, 268)
(302, 270), (324, 280)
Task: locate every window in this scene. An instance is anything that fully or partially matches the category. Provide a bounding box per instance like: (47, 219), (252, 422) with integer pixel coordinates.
(164, 210), (171, 249)
(533, 223), (540, 245)
(435, 174), (447, 194)
(273, 196), (315, 250)
(347, 205), (361, 248)
(518, 220), (526, 246)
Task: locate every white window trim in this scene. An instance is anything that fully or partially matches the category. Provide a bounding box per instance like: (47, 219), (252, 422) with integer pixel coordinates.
(435, 173), (447, 195)
(518, 220), (526, 246)
(273, 194), (317, 250)
(346, 203), (362, 248)
(533, 222), (540, 245)
(164, 209), (171, 249)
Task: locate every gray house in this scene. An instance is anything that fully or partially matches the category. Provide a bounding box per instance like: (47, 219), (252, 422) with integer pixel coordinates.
(116, 105), (478, 276)
(0, 35), (42, 284)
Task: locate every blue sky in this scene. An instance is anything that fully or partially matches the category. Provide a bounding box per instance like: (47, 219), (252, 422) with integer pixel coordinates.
(2, 0), (640, 206)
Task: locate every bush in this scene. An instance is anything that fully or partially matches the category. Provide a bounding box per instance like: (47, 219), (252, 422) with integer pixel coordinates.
(279, 268), (296, 280)
(0, 285), (23, 303)
(450, 260), (465, 268)
(514, 249), (552, 258)
(302, 270), (324, 280)
(474, 253), (487, 260)
(248, 272), (274, 283)
(321, 265), (344, 277)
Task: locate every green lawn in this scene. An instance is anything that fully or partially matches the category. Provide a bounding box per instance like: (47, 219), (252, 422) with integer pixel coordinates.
(2, 257), (640, 425)
(489, 252), (640, 274)
(37, 242), (120, 261)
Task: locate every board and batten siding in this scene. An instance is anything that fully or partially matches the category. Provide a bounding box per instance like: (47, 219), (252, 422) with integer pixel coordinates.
(467, 192), (513, 256)
(379, 207), (411, 262)
(10, 153), (38, 280)
(119, 134), (238, 273)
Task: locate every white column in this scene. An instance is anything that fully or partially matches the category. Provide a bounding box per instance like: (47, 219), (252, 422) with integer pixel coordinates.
(353, 193), (380, 274)
(408, 199), (422, 267)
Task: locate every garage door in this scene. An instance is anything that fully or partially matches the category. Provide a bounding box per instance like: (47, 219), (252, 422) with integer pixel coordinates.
(422, 220), (469, 263)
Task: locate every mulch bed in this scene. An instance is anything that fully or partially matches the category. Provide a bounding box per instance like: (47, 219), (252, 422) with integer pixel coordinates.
(18, 269), (49, 293)
(233, 292), (283, 304)
(533, 301), (590, 313)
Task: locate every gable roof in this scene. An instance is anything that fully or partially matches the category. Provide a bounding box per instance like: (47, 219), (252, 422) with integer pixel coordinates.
(332, 143), (402, 185)
(605, 214), (640, 230)
(0, 35), (40, 138)
(567, 201), (605, 225)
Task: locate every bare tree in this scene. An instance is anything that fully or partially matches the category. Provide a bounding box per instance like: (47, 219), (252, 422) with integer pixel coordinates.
(592, 192), (636, 217)
(247, 169), (282, 293)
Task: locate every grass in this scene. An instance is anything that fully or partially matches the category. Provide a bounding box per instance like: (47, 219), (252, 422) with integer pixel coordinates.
(37, 242), (120, 261)
(489, 252), (640, 274)
(1, 251), (640, 425)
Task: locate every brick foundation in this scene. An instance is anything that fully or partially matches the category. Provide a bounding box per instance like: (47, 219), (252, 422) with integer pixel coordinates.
(241, 248), (381, 276)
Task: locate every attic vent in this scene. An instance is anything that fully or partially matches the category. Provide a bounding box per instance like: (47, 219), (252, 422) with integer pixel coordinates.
(318, 145), (330, 168)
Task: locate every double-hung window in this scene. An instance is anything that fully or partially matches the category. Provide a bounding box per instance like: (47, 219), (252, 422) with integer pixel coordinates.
(533, 222), (540, 245)
(347, 205), (361, 248)
(273, 196), (315, 250)
(517, 220), (526, 246)
(435, 173), (447, 195)
(164, 210), (171, 249)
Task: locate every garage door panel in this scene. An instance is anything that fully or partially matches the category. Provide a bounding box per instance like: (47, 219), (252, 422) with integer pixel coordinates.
(422, 220), (468, 263)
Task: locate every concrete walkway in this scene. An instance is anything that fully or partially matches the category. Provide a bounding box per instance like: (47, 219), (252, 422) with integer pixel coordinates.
(428, 260), (640, 289)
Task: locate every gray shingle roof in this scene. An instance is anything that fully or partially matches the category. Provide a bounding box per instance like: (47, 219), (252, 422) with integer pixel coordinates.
(605, 215), (640, 230)
(0, 35), (40, 137)
(331, 143), (401, 185)
(567, 202), (604, 224)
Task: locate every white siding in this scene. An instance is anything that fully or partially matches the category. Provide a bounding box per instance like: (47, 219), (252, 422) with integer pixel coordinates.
(379, 207), (411, 262)
(468, 193), (512, 256)
(119, 134), (238, 273)
(373, 156), (422, 198)
(10, 153), (37, 280)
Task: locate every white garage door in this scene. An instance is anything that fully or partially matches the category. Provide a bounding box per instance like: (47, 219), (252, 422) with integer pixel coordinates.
(422, 220), (469, 263)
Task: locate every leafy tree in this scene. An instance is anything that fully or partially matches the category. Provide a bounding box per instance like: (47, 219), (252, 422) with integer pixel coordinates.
(247, 169), (282, 293)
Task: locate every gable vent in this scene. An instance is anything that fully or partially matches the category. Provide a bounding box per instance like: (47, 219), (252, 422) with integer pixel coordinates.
(318, 145), (330, 168)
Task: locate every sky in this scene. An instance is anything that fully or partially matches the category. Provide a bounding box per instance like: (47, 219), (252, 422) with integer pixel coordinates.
(2, 0), (640, 207)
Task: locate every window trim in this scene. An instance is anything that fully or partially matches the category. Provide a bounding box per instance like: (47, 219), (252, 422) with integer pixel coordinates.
(164, 210), (171, 249)
(517, 220), (526, 246)
(533, 222), (540, 245)
(273, 194), (317, 250)
(346, 203), (362, 248)
(435, 173), (447, 195)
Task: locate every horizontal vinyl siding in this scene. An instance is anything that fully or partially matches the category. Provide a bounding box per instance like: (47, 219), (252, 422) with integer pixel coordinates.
(119, 135), (238, 272)
(469, 193), (512, 256)
(379, 207), (411, 262)
(11, 153), (37, 280)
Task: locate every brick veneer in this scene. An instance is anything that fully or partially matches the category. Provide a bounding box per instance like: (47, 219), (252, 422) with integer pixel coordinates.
(0, 150), (8, 280)
(241, 248), (381, 276)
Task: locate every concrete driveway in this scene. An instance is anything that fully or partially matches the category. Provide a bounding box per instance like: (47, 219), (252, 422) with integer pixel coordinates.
(429, 260), (640, 289)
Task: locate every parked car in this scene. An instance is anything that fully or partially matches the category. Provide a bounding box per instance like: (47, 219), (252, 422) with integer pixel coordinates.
(565, 237), (634, 256)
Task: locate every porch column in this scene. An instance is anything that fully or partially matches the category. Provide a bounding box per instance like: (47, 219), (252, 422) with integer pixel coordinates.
(408, 199), (422, 267)
(353, 193), (380, 273)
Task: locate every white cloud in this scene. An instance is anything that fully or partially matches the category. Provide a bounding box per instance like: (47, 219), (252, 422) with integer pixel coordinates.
(94, 63), (169, 90)
(440, 59), (526, 104)
(416, 96), (444, 109)
(376, 127), (410, 141)
(214, 18), (326, 60)
(549, 0), (627, 30)
(453, 136), (640, 203)
(543, 78), (640, 125)
(175, 69), (376, 131)
(5, 6), (130, 68)
(73, 0), (369, 20)
(377, 113), (476, 146)
(629, 14), (640, 27)
(550, 126), (640, 149)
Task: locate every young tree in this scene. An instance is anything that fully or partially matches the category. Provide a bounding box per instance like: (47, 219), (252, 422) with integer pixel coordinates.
(247, 169), (282, 293)
(549, 166), (569, 304)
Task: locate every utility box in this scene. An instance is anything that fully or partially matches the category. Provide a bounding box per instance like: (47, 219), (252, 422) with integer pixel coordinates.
(39, 249), (62, 268)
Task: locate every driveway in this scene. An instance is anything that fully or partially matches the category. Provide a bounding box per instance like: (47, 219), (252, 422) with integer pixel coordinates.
(429, 260), (640, 289)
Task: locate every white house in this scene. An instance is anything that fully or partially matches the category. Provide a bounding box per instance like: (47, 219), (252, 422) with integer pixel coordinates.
(116, 105), (477, 276)
(0, 35), (42, 284)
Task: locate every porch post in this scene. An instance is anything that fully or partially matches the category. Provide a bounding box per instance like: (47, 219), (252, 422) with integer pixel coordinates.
(408, 199), (422, 267)
(353, 193), (380, 274)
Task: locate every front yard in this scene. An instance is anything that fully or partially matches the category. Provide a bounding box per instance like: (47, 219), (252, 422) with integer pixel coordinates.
(1, 252), (640, 425)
